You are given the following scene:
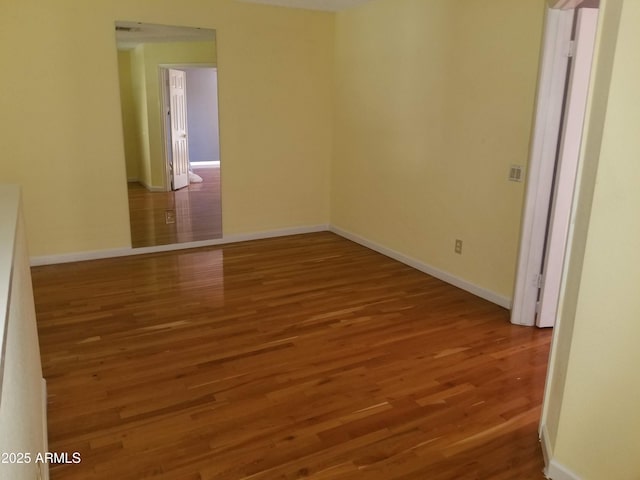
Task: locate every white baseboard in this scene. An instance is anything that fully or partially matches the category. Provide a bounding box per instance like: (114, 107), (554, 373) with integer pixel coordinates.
(30, 225), (329, 266)
(30, 224), (512, 311)
(41, 377), (49, 480)
(137, 179), (165, 192)
(329, 225), (512, 309)
(222, 225), (327, 244)
(545, 459), (581, 480)
(540, 424), (581, 480)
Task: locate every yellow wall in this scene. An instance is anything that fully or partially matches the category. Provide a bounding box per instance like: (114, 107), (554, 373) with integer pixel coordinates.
(119, 41), (217, 190)
(139, 41), (217, 190)
(117, 50), (140, 181)
(331, 0), (545, 300)
(130, 45), (151, 189)
(544, 0), (640, 477)
(0, 0), (333, 256)
(541, 0), (623, 455)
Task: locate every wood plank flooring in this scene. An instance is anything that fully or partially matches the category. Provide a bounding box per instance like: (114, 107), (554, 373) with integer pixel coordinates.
(127, 166), (222, 248)
(31, 233), (551, 479)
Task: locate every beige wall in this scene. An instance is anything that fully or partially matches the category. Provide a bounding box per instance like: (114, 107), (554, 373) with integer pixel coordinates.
(331, 0), (545, 300)
(5, 1), (640, 476)
(0, 0), (334, 256)
(130, 45), (151, 189)
(543, 0), (640, 477)
(117, 50), (140, 182)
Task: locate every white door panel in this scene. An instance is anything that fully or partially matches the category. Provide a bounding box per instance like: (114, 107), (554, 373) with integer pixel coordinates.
(511, 8), (574, 326)
(537, 9), (599, 327)
(169, 69), (190, 191)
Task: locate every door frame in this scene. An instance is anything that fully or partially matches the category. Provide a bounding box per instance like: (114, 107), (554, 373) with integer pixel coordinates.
(537, 8), (599, 328)
(512, 6), (599, 329)
(158, 63), (217, 192)
(510, 8), (575, 327)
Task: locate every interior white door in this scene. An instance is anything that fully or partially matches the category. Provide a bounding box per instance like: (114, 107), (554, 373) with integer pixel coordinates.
(169, 69), (190, 191)
(536, 8), (599, 327)
(510, 8), (574, 326)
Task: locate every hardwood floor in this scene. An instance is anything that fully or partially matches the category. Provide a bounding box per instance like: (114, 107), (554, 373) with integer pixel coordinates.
(127, 166), (222, 248)
(32, 233), (552, 479)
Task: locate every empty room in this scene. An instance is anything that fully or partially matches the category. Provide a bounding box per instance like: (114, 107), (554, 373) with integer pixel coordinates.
(1, 1), (639, 480)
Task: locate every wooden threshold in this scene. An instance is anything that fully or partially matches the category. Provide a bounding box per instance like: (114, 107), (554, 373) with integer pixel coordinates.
(32, 232), (551, 479)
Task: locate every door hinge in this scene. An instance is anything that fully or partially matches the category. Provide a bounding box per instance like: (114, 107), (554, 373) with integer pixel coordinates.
(568, 40), (576, 58)
(536, 274), (544, 289)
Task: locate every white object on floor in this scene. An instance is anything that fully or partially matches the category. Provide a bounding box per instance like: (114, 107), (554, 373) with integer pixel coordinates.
(188, 171), (203, 183)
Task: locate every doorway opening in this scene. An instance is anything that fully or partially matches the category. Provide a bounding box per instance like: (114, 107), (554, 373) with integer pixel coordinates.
(160, 66), (221, 192)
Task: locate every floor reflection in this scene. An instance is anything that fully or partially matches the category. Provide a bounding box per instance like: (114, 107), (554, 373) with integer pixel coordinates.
(127, 166), (222, 248)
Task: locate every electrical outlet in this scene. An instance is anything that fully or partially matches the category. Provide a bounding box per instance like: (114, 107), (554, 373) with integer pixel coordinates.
(455, 239), (463, 254)
(165, 210), (176, 224)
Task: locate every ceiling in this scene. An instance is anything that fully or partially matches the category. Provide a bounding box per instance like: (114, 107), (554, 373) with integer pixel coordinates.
(235, 0), (374, 11)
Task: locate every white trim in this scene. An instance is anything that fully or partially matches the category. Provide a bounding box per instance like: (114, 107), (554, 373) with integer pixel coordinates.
(30, 225), (329, 266)
(137, 179), (165, 192)
(511, 8), (575, 326)
(41, 377), (49, 480)
(540, 424), (582, 479)
(545, 459), (582, 480)
(31, 223), (510, 309)
(330, 226), (511, 309)
(537, 8), (599, 328)
(540, 5), (600, 438)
